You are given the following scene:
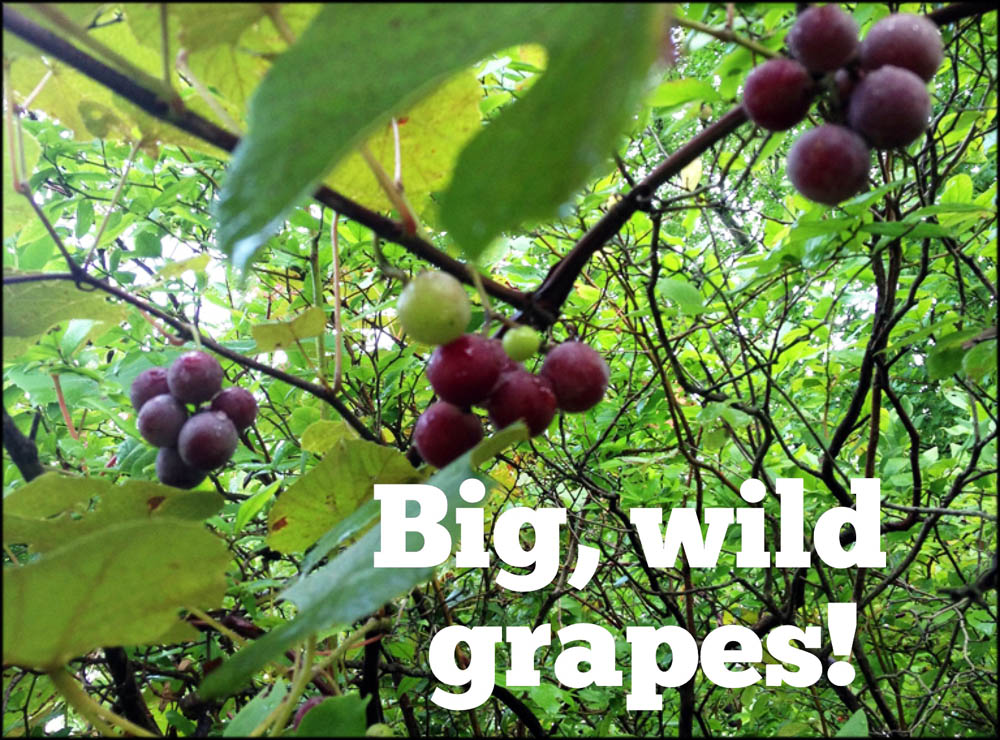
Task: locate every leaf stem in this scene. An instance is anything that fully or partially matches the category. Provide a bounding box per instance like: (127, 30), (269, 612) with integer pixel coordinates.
(330, 212), (344, 392)
(672, 14), (779, 59)
(47, 666), (156, 737)
(83, 137), (143, 269)
(187, 606), (248, 648)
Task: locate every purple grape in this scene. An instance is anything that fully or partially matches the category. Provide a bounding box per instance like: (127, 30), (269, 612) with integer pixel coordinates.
(130, 367), (169, 411)
(787, 124), (870, 205)
(210, 387), (258, 430)
(177, 410), (238, 470)
(787, 5), (859, 73)
(742, 58), (815, 132)
(847, 65), (931, 149)
(137, 394), (188, 447)
(414, 402), (483, 468)
(860, 13), (944, 82)
(426, 334), (502, 407)
(156, 447), (207, 489)
(167, 351), (224, 404)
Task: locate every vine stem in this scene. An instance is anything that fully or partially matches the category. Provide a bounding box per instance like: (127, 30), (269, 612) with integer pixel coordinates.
(28, 4), (172, 100)
(330, 212), (344, 392)
(47, 666), (156, 737)
(672, 14), (779, 59)
(186, 606), (248, 648)
(83, 137), (143, 269)
(246, 634), (316, 737)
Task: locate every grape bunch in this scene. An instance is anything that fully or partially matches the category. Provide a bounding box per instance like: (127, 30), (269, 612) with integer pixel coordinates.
(130, 350), (257, 488)
(398, 271), (610, 468)
(742, 6), (943, 205)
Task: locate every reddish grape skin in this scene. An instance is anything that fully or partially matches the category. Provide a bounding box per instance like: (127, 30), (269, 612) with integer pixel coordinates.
(293, 697), (325, 730)
(786, 124), (870, 205)
(540, 341), (610, 413)
(859, 13), (943, 82)
(156, 446), (207, 489)
(787, 4), (859, 73)
(488, 338), (520, 375)
(177, 410), (238, 470)
(167, 351), (224, 404)
(413, 402), (483, 468)
(485, 370), (557, 437)
(426, 334), (502, 407)
(847, 65), (931, 149)
(742, 58), (814, 132)
(211, 387), (258, 430)
(130, 367), (169, 411)
(137, 394), (188, 447)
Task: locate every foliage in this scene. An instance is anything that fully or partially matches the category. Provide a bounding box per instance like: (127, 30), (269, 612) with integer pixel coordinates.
(2, 2), (997, 738)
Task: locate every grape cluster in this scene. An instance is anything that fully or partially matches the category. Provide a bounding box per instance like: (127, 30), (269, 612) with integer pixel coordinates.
(743, 6), (943, 205)
(397, 271), (610, 468)
(130, 351), (257, 488)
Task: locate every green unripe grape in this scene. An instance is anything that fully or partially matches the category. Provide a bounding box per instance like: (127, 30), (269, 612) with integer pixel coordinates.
(502, 325), (541, 361)
(365, 724), (395, 737)
(396, 271), (471, 346)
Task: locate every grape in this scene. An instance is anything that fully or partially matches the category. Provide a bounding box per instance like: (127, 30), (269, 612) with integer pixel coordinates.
(487, 338), (520, 377)
(786, 124), (870, 205)
(137, 394), (188, 447)
(860, 13), (943, 82)
(211, 387), (258, 430)
(787, 4), (859, 73)
(539, 341), (610, 413)
(177, 410), (238, 470)
(130, 367), (169, 411)
(847, 65), (931, 149)
(167, 351), (224, 404)
(396, 271), (471, 346)
(485, 369), (557, 437)
(413, 401), (483, 468)
(426, 334), (501, 407)
(155, 446), (206, 489)
(502, 326), (542, 362)
(742, 58), (814, 132)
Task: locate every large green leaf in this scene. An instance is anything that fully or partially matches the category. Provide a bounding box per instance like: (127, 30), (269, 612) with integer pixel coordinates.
(3, 519), (229, 670)
(267, 437), (421, 554)
(3, 473), (224, 553)
(252, 306), (327, 354)
(2, 129), (41, 239)
(214, 4), (665, 271)
(291, 695), (369, 738)
(199, 423), (528, 699)
(2, 277), (126, 361)
(439, 4), (665, 260)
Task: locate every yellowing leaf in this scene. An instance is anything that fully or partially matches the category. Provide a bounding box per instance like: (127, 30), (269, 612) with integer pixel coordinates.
(267, 438), (420, 554)
(3, 473), (224, 553)
(680, 156), (701, 191)
(2, 129), (41, 239)
(325, 70), (482, 222)
(157, 254), (210, 279)
(252, 307), (326, 353)
(3, 519), (229, 670)
(300, 420), (359, 455)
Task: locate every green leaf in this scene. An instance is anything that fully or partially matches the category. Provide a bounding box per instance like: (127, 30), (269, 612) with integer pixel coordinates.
(252, 307), (327, 353)
(3, 473), (225, 553)
(440, 5), (665, 259)
(3, 519), (229, 670)
(233, 481), (281, 535)
(2, 276), (125, 361)
(657, 277), (707, 315)
(157, 254), (210, 279)
(2, 129), (41, 239)
(215, 4), (665, 270)
(835, 709), (869, 737)
(267, 438), (421, 554)
(222, 680), (288, 738)
(645, 78), (719, 109)
(961, 339), (996, 381)
(291, 695), (369, 738)
(199, 435), (519, 699)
